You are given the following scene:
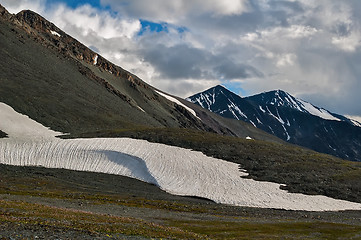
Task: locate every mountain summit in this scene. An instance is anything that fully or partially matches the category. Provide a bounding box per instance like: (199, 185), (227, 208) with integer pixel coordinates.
(247, 90), (360, 126)
(0, 4), (282, 142)
(188, 85), (361, 161)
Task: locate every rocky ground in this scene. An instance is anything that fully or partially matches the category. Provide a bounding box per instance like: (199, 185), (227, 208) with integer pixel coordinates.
(0, 164), (360, 239)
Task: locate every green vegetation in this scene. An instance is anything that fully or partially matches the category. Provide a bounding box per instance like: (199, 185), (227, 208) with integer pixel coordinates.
(170, 220), (361, 240)
(0, 164), (360, 239)
(2, 199), (360, 239)
(0, 200), (202, 239)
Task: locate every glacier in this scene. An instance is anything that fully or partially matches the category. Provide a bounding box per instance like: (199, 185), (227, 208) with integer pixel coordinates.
(1, 102), (361, 211)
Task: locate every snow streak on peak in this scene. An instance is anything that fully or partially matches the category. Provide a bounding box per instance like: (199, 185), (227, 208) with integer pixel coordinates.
(350, 119), (361, 127)
(254, 90), (346, 123)
(297, 99), (341, 122)
(186, 86), (218, 111)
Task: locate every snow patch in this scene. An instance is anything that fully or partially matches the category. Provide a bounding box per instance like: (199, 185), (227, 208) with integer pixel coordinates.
(1, 102), (361, 211)
(156, 91), (200, 120)
(259, 106), (266, 113)
(298, 100), (341, 121)
(227, 101), (247, 119)
(249, 120), (256, 128)
(137, 106), (146, 113)
(282, 125), (291, 141)
(50, 30), (61, 37)
(266, 106), (285, 125)
(350, 119), (361, 128)
(256, 117), (263, 125)
(0, 103), (63, 139)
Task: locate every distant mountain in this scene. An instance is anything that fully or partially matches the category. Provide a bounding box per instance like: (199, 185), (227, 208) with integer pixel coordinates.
(0, 4), (281, 143)
(188, 85), (361, 161)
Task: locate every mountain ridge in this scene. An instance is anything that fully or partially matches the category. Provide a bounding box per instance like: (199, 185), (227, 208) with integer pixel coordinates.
(0, 4), (284, 144)
(188, 85), (361, 161)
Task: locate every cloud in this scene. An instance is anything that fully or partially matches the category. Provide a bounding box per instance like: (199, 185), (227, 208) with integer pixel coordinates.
(332, 31), (361, 52)
(100, 0), (250, 23)
(2, 0), (361, 118)
(1, 0), (46, 14)
(50, 4), (141, 39)
(214, 61), (264, 79)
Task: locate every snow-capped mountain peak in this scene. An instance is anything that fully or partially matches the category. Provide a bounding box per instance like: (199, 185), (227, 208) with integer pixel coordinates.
(188, 85), (361, 162)
(247, 90), (344, 122)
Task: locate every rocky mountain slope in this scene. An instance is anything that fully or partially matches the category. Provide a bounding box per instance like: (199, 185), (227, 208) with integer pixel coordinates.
(188, 85), (361, 161)
(0, 4), (282, 143)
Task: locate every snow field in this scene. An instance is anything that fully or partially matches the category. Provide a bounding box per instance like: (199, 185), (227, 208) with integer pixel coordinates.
(0, 103), (62, 139)
(1, 102), (361, 211)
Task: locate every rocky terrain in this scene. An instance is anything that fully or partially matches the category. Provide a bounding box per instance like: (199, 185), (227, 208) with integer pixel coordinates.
(188, 85), (361, 162)
(1, 4), (361, 239)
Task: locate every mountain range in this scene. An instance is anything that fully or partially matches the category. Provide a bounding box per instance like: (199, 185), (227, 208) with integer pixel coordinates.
(188, 85), (361, 162)
(0, 4), (282, 143)
(1, 4), (361, 237)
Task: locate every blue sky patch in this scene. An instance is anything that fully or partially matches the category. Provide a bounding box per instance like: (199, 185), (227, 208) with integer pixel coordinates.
(138, 20), (188, 36)
(222, 82), (249, 97)
(54, 0), (103, 9)
(138, 20), (168, 35)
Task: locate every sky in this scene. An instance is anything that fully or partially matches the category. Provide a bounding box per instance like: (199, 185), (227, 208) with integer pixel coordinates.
(1, 0), (361, 121)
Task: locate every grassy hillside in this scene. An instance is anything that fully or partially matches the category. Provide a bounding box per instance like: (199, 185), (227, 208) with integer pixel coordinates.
(70, 127), (361, 204)
(1, 164), (360, 239)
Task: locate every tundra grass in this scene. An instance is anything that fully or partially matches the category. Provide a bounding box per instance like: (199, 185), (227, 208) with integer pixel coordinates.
(1, 164), (360, 239)
(169, 220), (361, 240)
(0, 199), (203, 239)
(1, 199), (360, 240)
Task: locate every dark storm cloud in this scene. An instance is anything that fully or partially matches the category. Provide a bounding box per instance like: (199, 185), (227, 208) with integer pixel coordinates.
(141, 42), (263, 80)
(214, 61), (264, 79)
(142, 44), (210, 79)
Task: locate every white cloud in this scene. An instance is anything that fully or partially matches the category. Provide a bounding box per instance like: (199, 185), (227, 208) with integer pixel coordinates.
(276, 53), (297, 67)
(100, 0), (249, 23)
(50, 4), (140, 39)
(1, 0), (46, 14)
(259, 25), (318, 39)
(332, 31), (361, 52)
